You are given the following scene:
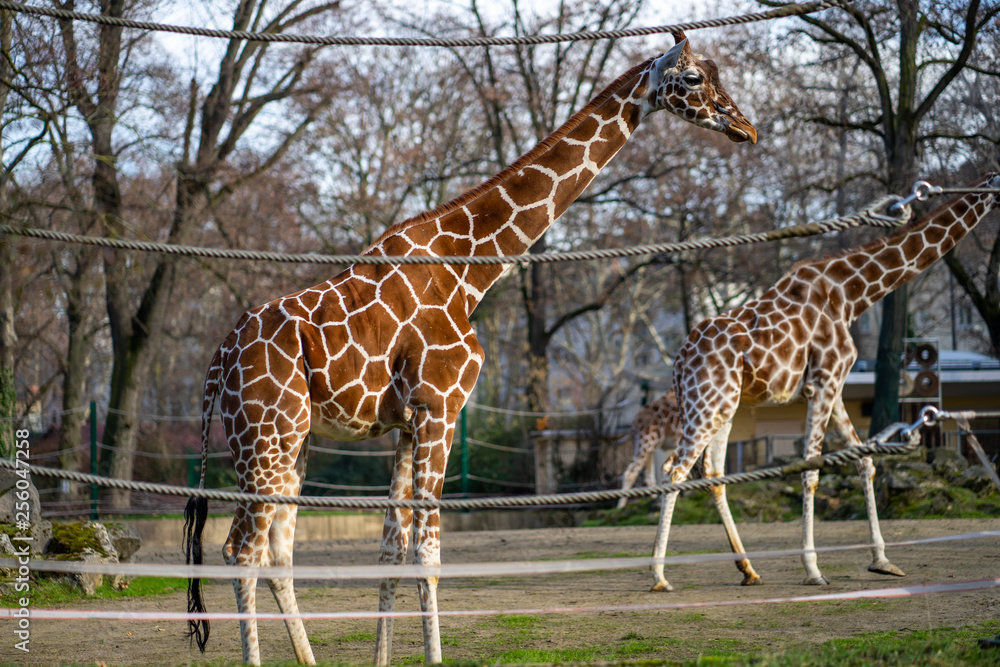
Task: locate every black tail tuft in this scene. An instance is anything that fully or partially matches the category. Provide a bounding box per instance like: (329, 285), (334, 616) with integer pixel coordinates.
(183, 496), (210, 652)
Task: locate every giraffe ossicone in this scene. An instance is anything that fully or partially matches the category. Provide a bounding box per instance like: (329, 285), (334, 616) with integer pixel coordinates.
(182, 30), (756, 666)
(648, 171), (1000, 593)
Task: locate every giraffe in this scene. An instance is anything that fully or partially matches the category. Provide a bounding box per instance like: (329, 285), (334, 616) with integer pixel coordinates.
(182, 31), (757, 666)
(617, 392), (680, 509)
(647, 171), (1000, 593)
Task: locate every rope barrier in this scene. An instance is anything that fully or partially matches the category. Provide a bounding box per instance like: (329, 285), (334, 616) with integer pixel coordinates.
(0, 0), (847, 48)
(466, 400), (630, 417)
(308, 443), (396, 457)
(0, 407), (937, 510)
(0, 194), (909, 266)
(466, 473), (537, 488)
(467, 438), (534, 454)
(301, 480), (390, 492)
(95, 442), (232, 460)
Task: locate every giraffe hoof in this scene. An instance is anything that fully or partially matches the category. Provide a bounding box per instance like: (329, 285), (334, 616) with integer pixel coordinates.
(802, 575), (829, 586)
(650, 581), (674, 592)
(741, 574), (763, 586)
(869, 560), (905, 577)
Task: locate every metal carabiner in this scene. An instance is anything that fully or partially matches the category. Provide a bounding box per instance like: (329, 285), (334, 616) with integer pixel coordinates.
(888, 180), (941, 216)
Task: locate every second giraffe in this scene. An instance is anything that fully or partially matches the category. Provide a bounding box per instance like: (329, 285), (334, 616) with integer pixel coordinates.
(649, 171), (1000, 592)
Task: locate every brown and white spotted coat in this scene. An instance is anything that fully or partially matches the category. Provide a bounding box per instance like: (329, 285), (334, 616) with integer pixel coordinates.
(648, 172), (1000, 593)
(186, 32), (756, 666)
(617, 392), (681, 509)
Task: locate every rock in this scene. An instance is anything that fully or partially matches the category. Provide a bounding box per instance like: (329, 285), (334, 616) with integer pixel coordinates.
(57, 550), (117, 596)
(45, 521), (118, 560)
(0, 469), (42, 525)
(29, 520), (52, 556)
(883, 471), (920, 491)
(105, 523), (142, 562)
(41, 521), (136, 594)
(894, 462), (934, 479)
(959, 466), (997, 494)
(928, 447), (968, 479)
(0, 533), (14, 577)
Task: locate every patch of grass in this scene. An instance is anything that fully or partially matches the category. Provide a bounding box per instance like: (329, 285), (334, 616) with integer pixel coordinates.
(737, 622), (1000, 667)
(496, 614), (538, 629)
(572, 550), (639, 559)
(0, 576), (181, 607)
(337, 631), (377, 643)
(492, 647), (600, 663)
(586, 481), (800, 528)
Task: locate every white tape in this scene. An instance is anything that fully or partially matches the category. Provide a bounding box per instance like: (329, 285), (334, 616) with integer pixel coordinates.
(4, 577), (998, 622)
(4, 529), (997, 581)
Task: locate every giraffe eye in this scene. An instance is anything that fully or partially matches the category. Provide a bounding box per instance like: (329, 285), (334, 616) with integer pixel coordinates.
(682, 74), (703, 86)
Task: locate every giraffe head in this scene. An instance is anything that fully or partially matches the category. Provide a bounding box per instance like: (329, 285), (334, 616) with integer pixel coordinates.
(645, 31), (757, 144)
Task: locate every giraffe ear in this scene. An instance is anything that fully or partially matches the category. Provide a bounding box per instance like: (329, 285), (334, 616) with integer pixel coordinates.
(655, 39), (687, 76)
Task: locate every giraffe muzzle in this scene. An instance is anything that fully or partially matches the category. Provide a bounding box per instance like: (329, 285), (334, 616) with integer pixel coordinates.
(726, 120), (758, 144)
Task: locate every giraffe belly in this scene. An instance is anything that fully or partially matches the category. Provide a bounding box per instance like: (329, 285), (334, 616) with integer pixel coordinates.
(308, 415), (381, 442)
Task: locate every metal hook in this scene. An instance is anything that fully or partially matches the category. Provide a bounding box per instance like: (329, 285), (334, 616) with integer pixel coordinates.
(887, 180), (941, 216)
(918, 404), (940, 428)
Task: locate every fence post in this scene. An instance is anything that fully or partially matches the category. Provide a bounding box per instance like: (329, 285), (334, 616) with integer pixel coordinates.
(89, 400), (98, 521)
(460, 406), (469, 499)
(188, 457), (198, 488)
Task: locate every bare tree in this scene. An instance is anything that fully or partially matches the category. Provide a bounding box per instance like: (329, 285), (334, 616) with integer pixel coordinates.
(761, 0), (1000, 433)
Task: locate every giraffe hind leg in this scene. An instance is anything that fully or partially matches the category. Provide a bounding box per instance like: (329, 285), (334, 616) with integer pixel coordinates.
(704, 429), (761, 586)
(267, 502), (316, 665)
(224, 503), (273, 666)
(829, 399), (904, 578)
(376, 432), (415, 667)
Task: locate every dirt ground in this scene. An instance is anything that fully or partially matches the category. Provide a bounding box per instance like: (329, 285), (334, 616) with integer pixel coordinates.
(4, 518), (1000, 666)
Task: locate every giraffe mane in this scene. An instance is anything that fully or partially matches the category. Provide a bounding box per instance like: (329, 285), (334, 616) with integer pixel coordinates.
(788, 181), (994, 275)
(369, 57), (656, 247)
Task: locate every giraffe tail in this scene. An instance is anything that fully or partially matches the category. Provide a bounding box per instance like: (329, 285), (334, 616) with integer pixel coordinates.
(184, 346), (222, 652)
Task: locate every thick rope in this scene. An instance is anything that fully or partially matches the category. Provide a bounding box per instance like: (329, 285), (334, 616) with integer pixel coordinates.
(0, 0), (846, 48)
(0, 409), (935, 511)
(0, 195), (908, 266)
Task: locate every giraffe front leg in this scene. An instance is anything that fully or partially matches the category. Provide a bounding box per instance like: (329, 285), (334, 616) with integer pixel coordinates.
(617, 457), (645, 509)
(800, 468), (828, 585)
(413, 505), (443, 665)
(856, 454), (904, 577)
(411, 416), (450, 665)
(650, 452), (687, 592)
(376, 433), (414, 667)
(651, 489), (678, 592)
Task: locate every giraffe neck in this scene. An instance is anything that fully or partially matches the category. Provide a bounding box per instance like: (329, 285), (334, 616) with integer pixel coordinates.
(367, 58), (658, 310)
(819, 180), (998, 324)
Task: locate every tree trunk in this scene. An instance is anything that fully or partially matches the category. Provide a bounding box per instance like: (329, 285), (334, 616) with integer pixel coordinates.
(58, 261), (93, 499)
(101, 253), (181, 508)
(868, 0), (920, 437)
(0, 9), (16, 457)
(869, 287), (909, 436)
(525, 232), (550, 419)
